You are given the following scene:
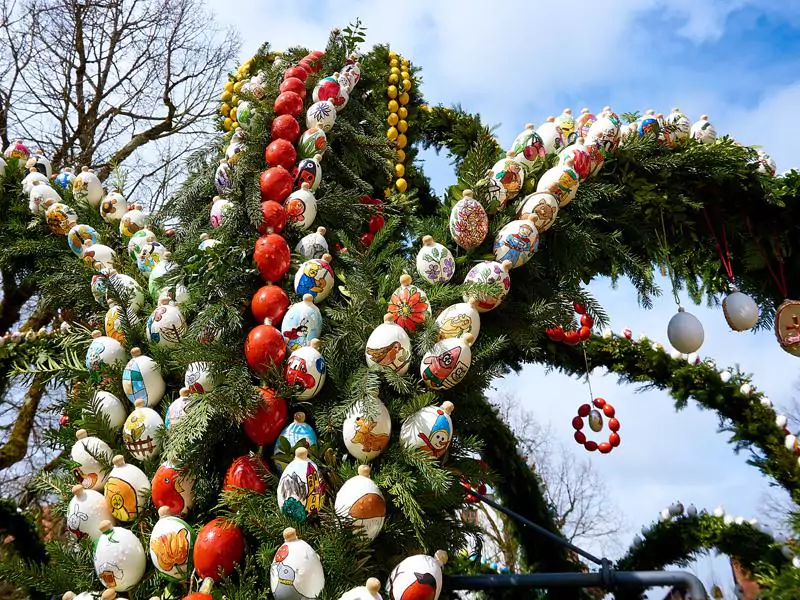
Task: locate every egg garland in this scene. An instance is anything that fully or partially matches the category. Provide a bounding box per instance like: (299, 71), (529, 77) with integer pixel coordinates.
(343, 398), (392, 462)
(71, 429), (114, 491)
(67, 484), (114, 540)
(294, 254), (334, 303)
(572, 398), (620, 454)
(122, 399), (163, 461)
(387, 550), (448, 600)
(277, 447), (326, 522)
(334, 465), (386, 542)
(399, 401), (455, 459)
(149, 506), (194, 582)
(385, 51), (412, 195)
(285, 338), (326, 400)
(365, 314), (412, 375)
(270, 527), (326, 600)
(415, 236), (455, 284)
(94, 520), (147, 591)
(103, 454), (150, 523)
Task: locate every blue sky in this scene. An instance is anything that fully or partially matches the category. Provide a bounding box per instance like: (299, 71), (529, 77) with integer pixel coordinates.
(207, 1), (800, 596)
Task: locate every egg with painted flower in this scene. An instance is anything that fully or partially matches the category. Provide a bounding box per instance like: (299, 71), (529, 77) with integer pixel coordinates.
(463, 260), (512, 313)
(415, 236), (455, 284)
(298, 127), (327, 159)
(306, 100), (337, 132)
(449, 190), (488, 250)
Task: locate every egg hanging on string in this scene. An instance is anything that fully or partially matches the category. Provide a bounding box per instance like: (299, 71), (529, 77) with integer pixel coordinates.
(416, 236), (455, 284)
(343, 398), (392, 462)
(122, 399), (163, 461)
(148, 506), (194, 582)
(400, 402), (455, 459)
(285, 339), (326, 400)
(334, 465), (386, 542)
(103, 455), (150, 523)
(270, 527), (325, 600)
(463, 260), (512, 313)
(449, 189), (488, 250)
(667, 307), (705, 354)
(387, 550), (448, 600)
(94, 520), (147, 591)
(295, 226), (329, 260)
(71, 429), (114, 491)
(277, 447), (326, 522)
(67, 484), (114, 540)
(722, 290), (759, 331)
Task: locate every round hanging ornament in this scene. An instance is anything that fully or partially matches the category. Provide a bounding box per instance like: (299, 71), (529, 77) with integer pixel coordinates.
(343, 398), (392, 462)
(71, 429), (113, 491)
(44, 200), (78, 235)
(185, 361), (220, 394)
(572, 398), (620, 454)
(284, 183), (317, 230)
(67, 484), (114, 540)
(198, 232), (220, 252)
(277, 447), (326, 522)
(536, 117), (559, 154)
(274, 91), (305, 117)
(255, 233), (291, 283)
(516, 192), (559, 233)
(122, 347), (166, 407)
(246, 318), (287, 374)
(286, 339), (326, 400)
(272, 114), (302, 143)
(334, 465), (386, 542)
(210, 197), (233, 228)
(722, 289), (759, 331)
(463, 260), (512, 312)
(435, 301), (481, 342)
(306, 100), (337, 132)
(489, 151), (525, 202)
(136, 236), (167, 274)
(119, 205), (148, 237)
(67, 224), (98, 257)
(298, 127), (327, 159)
(105, 270), (146, 314)
(340, 578), (383, 600)
(666, 108), (691, 143)
(270, 527), (325, 600)
(4, 138), (29, 160)
(387, 550), (448, 600)
(100, 190), (128, 223)
(73, 167), (104, 207)
(252, 284), (290, 325)
(224, 454), (270, 494)
(558, 140), (592, 180)
(85, 330), (127, 380)
(146, 300), (187, 349)
(122, 399), (163, 461)
(104, 455), (150, 523)
(260, 166), (294, 203)
(88, 390), (127, 429)
(94, 520), (147, 591)
(166, 388), (190, 430)
(149, 506), (194, 582)
(421, 334), (473, 391)
(295, 154), (323, 192)
(55, 167), (76, 190)
(416, 236), (455, 284)
(82, 240), (116, 271)
(151, 462), (195, 516)
(365, 314), (412, 375)
(128, 228), (155, 261)
(492, 219), (540, 268)
(29, 180), (61, 214)
(243, 388), (288, 446)
(576, 108), (596, 139)
(265, 138), (298, 170)
(215, 160), (232, 196)
(26, 150), (52, 177)
(691, 114), (717, 145)
(388, 274), (431, 332)
(260, 200), (287, 234)
(295, 226), (329, 260)
(400, 402), (455, 459)
(667, 307), (705, 354)
(313, 73), (349, 110)
(281, 295), (322, 352)
(536, 162), (580, 208)
(449, 189), (488, 250)
(22, 168), (48, 195)
(294, 255), (334, 304)
(511, 123), (546, 166)
(104, 304), (129, 346)
(275, 412), (319, 461)
(193, 518), (246, 582)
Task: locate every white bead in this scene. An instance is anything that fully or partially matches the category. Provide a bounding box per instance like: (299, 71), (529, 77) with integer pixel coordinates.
(713, 505), (725, 518)
(651, 342), (662, 351)
(740, 383), (752, 395)
(601, 328), (613, 339)
(719, 370), (732, 383)
(760, 397), (773, 408)
(723, 514), (734, 525)
(659, 508), (670, 521)
(785, 435), (797, 450)
(669, 349), (682, 359)
(777, 415), (789, 428)
(734, 516), (745, 525)
(792, 556), (800, 569)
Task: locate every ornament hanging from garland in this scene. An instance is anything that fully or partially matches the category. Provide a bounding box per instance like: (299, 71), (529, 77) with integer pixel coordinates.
(420, 334), (474, 390)
(343, 398), (392, 462)
(269, 527), (325, 600)
(94, 520), (147, 591)
(340, 578), (383, 600)
(667, 307), (705, 354)
(151, 462), (195, 516)
(774, 300), (800, 357)
(277, 447), (325, 522)
(387, 550), (448, 600)
(243, 387), (288, 446)
(387, 274), (430, 332)
(722, 289), (759, 331)
(122, 399), (163, 461)
(103, 455), (150, 523)
(571, 398), (620, 454)
(149, 506), (194, 582)
(67, 484), (114, 540)
(334, 465), (386, 542)
(71, 429), (113, 491)
(416, 236), (455, 284)
(285, 338), (326, 400)
(193, 518), (246, 582)
(400, 402), (455, 459)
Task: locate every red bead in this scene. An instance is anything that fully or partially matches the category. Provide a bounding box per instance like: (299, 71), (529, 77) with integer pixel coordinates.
(592, 397), (606, 409)
(59, 414), (69, 426)
(251, 284), (289, 325)
(310, 50), (324, 58)
(224, 455), (270, 494)
(254, 233), (291, 283)
(577, 403), (591, 417)
(368, 214), (385, 234)
(151, 463), (192, 516)
(183, 593), (212, 600)
(578, 326), (592, 341)
(259, 166), (293, 203)
(271, 114), (301, 143)
(602, 404), (616, 418)
(598, 442), (612, 454)
(245, 320), (286, 374)
(284, 67), (308, 82)
(360, 232), (374, 247)
(274, 91), (304, 118)
(300, 56), (322, 73)
(563, 330), (581, 345)
(584, 440), (598, 452)
(360, 195), (375, 204)
(477, 483), (487, 495)
(608, 418), (620, 432)
(279, 77), (307, 100)
(573, 302), (586, 314)
(609, 432), (621, 447)
(544, 327), (563, 342)
(193, 518), (245, 581)
(264, 139), (297, 170)
(574, 431), (586, 444)
(243, 388), (288, 446)
(572, 416), (584, 430)
(580, 314), (594, 328)
(259, 201), (287, 235)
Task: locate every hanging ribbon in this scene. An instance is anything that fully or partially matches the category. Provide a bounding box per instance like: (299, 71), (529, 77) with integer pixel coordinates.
(745, 217), (788, 298)
(702, 208), (734, 283)
(656, 209), (682, 306)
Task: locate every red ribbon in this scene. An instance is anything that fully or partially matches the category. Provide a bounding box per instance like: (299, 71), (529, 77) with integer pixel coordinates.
(702, 208), (734, 282)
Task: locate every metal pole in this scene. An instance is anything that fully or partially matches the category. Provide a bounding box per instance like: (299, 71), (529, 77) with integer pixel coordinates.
(447, 570), (708, 599)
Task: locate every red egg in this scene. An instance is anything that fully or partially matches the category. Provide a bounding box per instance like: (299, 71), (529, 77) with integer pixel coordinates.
(368, 214), (385, 234)
(224, 455), (270, 494)
(578, 326), (592, 341)
(608, 418), (620, 432)
(259, 166), (293, 203)
(563, 330), (581, 345)
(577, 403), (591, 417)
(309, 50), (324, 58)
(574, 431), (586, 445)
(264, 139), (297, 170)
(573, 302), (586, 314)
(572, 416), (584, 430)
(193, 518), (245, 581)
(360, 232), (374, 247)
(598, 442), (612, 454)
(279, 77), (307, 100)
(254, 233), (291, 283)
(609, 432), (621, 447)
(243, 388), (288, 446)
(244, 320), (286, 375)
(592, 397), (606, 409)
(545, 327), (564, 342)
(251, 284), (290, 325)
(274, 91), (304, 118)
(284, 66), (308, 82)
(603, 404), (616, 418)
(584, 441), (598, 452)
(580, 314), (594, 328)
(271, 114), (301, 143)
(258, 201), (287, 235)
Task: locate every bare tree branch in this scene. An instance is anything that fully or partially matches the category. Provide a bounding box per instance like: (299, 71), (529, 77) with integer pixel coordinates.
(0, 374), (44, 470)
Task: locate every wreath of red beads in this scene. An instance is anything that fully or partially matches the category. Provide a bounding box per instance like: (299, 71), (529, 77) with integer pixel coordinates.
(545, 302), (594, 345)
(572, 397), (621, 454)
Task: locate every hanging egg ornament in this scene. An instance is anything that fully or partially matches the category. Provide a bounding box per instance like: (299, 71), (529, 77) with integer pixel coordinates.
(82, 240), (117, 271)
(122, 347), (166, 407)
(224, 454), (270, 494)
(280, 296), (321, 352)
(666, 108), (691, 143)
(774, 300), (800, 356)
(260, 200), (287, 234)
(312, 73), (349, 110)
(335, 465), (386, 542)
(67, 484), (114, 540)
(387, 551), (448, 600)
(88, 390), (127, 429)
(158, 283), (189, 308)
(757, 150), (777, 176)
(536, 117), (559, 154)
(416, 236), (455, 284)
(492, 219), (540, 268)
(146, 300), (187, 349)
(516, 192), (559, 233)
(0, 155), (4, 179)
(252, 284), (290, 325)
(722, 290), (759, 331)
(122, 399), (163, 461)
(28, 179), (61, 214)
(270, 527), (326, 600)
(119, 204), (148, 237)
(26, 150), (52, 176)
(67, 224), (98, 256)
(306, 99), (337, 132)
(341, 60), (362, 90)
(490, 151), (525, 201)
(588, 409), (603, 432)
(554, 108), (578, 148)
(293, 255), (334, 305)
(340, 578), (383, 600)
(274, 91), (305, 118)
(286, 339), (326, 400)
(278, 447), (326, 522)
(235, 100), (255, 130)
(198, 233), (219, 252)
(106, 270), (146, 314)
(420, 334), (473, 391)
(100, 189), (128, 223)
(265, 138), (298, 170)
(586, 107), (622, 153)
(691, 114), (717, 145)
(275, 412), (318, 465)
(667, 307), (705, 354)
(480, 170), (508, 216)
(558, 139), (592, 180)
(284, 182), (317, 230)
(214, 160), (232, 196)
(4, 138), (29, 160)
(243, 388), (288, 446)
(54, 167), (76, 189)
(343, 398), (392, 462)
(71, 429), (114, 491)
(166, 388), (190, 430)
(435, 301), (481, 342)
(149, 506), (194, 582)
(22, 168), (48, 195)
(225, 127), (246, 164)
(184, 362), (220, 394)
(193, 518), (246, 582)
(576, 108), (596, 139)
(102, 304), (124, 344)
(73, 167), (104, 208)
(152, 462), (195, 516)
(94, 520), (147, 591)
(295, 226), (329, 260)
(511, 123), (546, 166)
(210, 197), (233, 228)
(254, 233), (291, 282)
(400, 402), (455, 458)
(298, 127), (328, 159)
(44, 200), (78, 235)
(449, 189), (488, 250)
(463, 260), (512, 312)
(128, 228), (155, 261)
(386, 274), (431, 333)
(295, 154), (323, 192)
(637, 109), (661, 137)
(536, 162), (580, 208)
(245, 318), (287, 374)
(148, 251), (176, 299)
(85, 330), (127, 380)
(136, 236), (167, 274)
(365, 314), (412, 375)
(103, 455), (150, 523)
(272, 113), (302, 144)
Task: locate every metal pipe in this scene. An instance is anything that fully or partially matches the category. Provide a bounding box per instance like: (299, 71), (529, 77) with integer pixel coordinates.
(447, 570), (708, 599)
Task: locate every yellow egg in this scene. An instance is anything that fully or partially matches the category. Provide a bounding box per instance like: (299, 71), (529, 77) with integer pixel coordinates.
(221, 90), (232, 102)
(390, 58), (398, 67)
(230, 107), (237, 122)
(396, 149), (406, 163)
(388, 74), (399, 84)
(388, 50), (397, 59)
(398, 119), (408, 133)
(397, 134), (407, 149)
(223, 117), (233, 129)
(395, 163), (405, 178)
(400, 70), (409, 79)
(387, 127), (398, 141)
(401, 60), (410, 69)
(220, 103), (231, 116)
(396, 178), (408, 193)
(384, 188), (392, 197)
(233, 81), (244, 93)
(231, 94), (239, 106)
(387, 85), (398, 99)
(388, 100), (399, 113)
(224, 81), (234, 92)
(390, 67), (400, 75)
(399, 92), (410, 106)
(398, 107), (408, 119)
(231, 121), (239, 129)
(402, 79), (412, 91)
(387, 113), (399, 126)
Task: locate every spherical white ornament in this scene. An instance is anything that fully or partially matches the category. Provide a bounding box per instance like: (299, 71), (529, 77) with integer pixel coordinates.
(777, 415), (788, 428)
(690, 115), (717, 145)
(295, 226), (329, 260)
(601, 328), (613, 339)
(306, 99), (337, 132)
(285, 183), (318, 230)
(463, 260), (512, 313)
(149, 507), (194, 582)
(761, 397), (773, 408)
(659, 508), (670, 521)
(296, 155), (323, 193)
(667, 308), (704, 354)
(146, 301), (187, 349)
(122, 400), (163, 461)
(665, 108), (691, 143)
(128, 229), (155, 261)
(723, 291), (759, 331)
(421, 335), (473, 391)
(687, 504), (698, 517)
(387, 551), (447, 600)
(270, 528), (325, 600)
(669, 502), (684, 516)
(67, 484), (114, 540)
(687, 352), (699, 364)
(210, 196), (233, 228)
(343, 398), (392, 462)
(104, 455), (150, 523)
(82, 241), (117, 271)
(339, 578), (384, 600)
(785, 434), (797, 451)
(28, 181), (61, 214)
(94, 521), (146, 591)
(724, 514), (734, 525)
(122, 347), (166, 407)
(740, 383), (752, 395)
(400, 402), (455, 459)
(720, 370), (732, 383)
(100, 190), (128, 223)
(416, 236), (455, 284)
(73, 167), (104, 207)
(85, 331), (127, 379)
(334, 465), (386, 541)
(713, 505), (725, 518)
(87, 391), (127, 429)
(365, 315), (412, 375)
(294, 255), (334, 304)
(119, 206), (148, 238)
(285, 340), (326, 400)
(277, 447), (326, 521)
(22, 169), (48, 194)
(70, 429), (114, 491)
(184, 362), (220, 394)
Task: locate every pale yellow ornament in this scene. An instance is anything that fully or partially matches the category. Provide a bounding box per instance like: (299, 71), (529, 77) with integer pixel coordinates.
(398, 120), (408, 133)
(397, 134), (407, 149)
(396, 178), (408, 193)
(387, 127), (398, 141)
(387, 113), (399, 126)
